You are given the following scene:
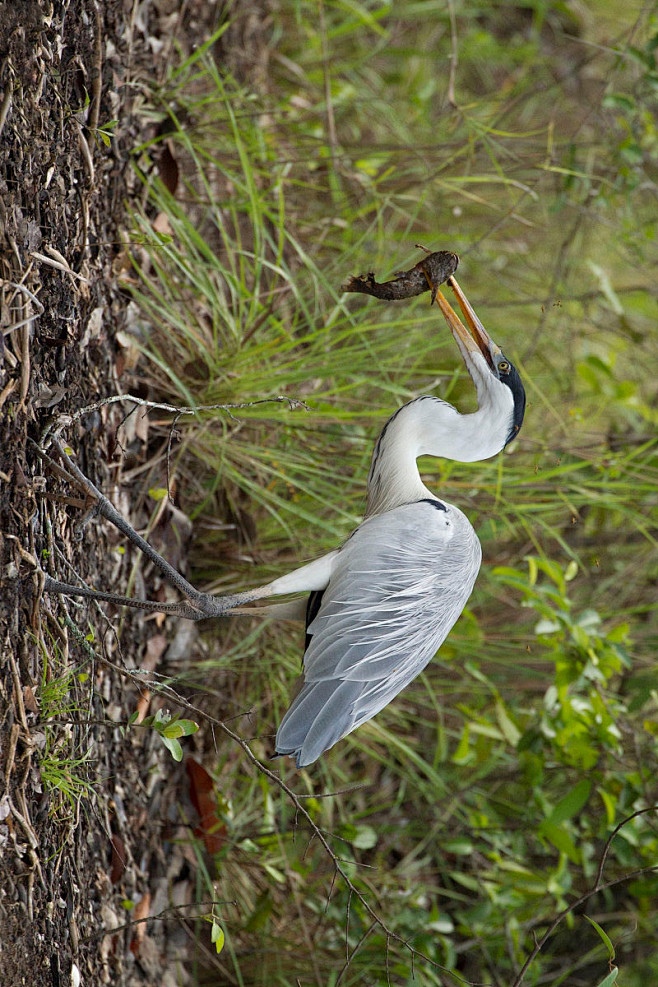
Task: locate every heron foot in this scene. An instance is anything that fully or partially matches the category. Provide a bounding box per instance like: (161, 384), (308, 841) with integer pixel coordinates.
(32, 437), (253, 621)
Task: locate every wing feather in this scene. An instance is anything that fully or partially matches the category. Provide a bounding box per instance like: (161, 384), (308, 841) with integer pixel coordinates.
(275, 500), (482, 767)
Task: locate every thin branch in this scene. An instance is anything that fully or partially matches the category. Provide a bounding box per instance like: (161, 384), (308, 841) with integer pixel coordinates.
(510, 805), (658, 987)
(69, 636), (478, 986)
(335, 921), (377, 984)
(80, 898), (237, 942)
(1, 280), (44, 336)
(40, 392), (309, 444)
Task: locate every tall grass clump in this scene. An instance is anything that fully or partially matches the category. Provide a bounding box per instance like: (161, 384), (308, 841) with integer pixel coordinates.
(119, 2), (658, 983)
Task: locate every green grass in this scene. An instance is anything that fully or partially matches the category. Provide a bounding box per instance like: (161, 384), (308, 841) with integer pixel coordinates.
(35, 627), (96, 819)
(113, 2), (658, 983)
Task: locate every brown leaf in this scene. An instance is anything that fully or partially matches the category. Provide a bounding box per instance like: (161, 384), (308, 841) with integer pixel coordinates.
(152, 211), (173, 236)
(129, 892), (151, 954)
(23, 685), (38, 714)
(109, 834), (126, 884)
(133, 405), (149, 444)
(186, 758), (227, 856)
(158, 139), (179, 195)
(142, 634), (168, 671)
(134, 688), (151, 724)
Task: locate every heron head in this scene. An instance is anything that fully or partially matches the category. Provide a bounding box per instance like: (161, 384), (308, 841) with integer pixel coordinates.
(434, 276), (526, 446)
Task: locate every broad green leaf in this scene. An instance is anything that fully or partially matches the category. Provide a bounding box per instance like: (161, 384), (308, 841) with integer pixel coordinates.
(548, 780), (592, 824)
(565, 560), (578, 582)
(538, 821), (579, 863)
(162, 719), (199, 739)
(597, 787), (617, 826)
(443, 838), (474, 856)
(352, 825), (378, 850)
(161, 736), (183, 761)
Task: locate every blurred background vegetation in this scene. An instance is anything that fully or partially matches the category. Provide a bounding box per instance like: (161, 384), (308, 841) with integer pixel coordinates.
(119, 0), (658, 983)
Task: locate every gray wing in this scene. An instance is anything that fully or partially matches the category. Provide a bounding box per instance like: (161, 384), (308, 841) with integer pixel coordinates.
(275, 499), (482, 767)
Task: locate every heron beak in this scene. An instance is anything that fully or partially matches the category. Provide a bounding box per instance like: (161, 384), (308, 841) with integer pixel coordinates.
(434, 276), (501, 371)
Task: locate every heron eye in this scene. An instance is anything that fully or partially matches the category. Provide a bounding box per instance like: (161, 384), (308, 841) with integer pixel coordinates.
(498, 360), (511, 374)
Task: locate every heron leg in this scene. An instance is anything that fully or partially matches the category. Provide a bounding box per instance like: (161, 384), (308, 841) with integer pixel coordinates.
(34, 437), (266, 619)
(40, 571), (269, 619)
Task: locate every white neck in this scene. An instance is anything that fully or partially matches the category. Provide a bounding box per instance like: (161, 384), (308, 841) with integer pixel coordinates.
(366, 388), (514, 517)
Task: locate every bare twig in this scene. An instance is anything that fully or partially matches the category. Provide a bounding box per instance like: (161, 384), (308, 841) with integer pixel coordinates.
(40, 392), (308, 443)
(510, 805), (658, 987)
(31, 250), (89, 284)
(80, 898), (237, 942)
(87, 0), (103, 134)
(335, 920), (378, 985)
(0, 75), (13, 136)
(63, 634), (475, 986)
(1, 280), (44, 336)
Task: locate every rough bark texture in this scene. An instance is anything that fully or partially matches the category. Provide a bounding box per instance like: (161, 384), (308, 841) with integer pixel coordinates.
(0, 2), (266, 983)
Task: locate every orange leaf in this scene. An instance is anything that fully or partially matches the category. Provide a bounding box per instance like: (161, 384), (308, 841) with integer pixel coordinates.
(186, 758), (226, 855)
(129, 893), (151, 955)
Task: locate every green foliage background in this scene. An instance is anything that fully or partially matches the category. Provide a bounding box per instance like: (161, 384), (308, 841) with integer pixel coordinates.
(123, 1), (658, 983)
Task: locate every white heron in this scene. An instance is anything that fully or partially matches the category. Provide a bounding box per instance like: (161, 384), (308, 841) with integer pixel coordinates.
(41, 275), (525, 768)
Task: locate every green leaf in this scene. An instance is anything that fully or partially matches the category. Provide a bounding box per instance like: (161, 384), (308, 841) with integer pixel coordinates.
(538, 820), (580, 863)
(564, 560), (578, 582)
(603, 92), (636, 112)
(597, 787), (617, 826)
(162, 718), (199, 739)
(211, 921), (225, 955)
(535, 618), (561, 635)
(495, 701), (520, 746)
(548, 779), (592, 824)
(585, 916), (615, 960)
(452, 724), (471, 764)
(351, 825), (378, 850)
(527, 556), (538, 586)
(245, 891), (273, 932)
(161, 736), (183, 761)
(594, 968), (618, 987)
(443, 838), (474, 855)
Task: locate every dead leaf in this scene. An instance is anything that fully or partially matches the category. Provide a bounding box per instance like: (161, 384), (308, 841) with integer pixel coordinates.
(134, 688), (151, 723)
(23, 685), (38, 714)
(115, 330), (142, 372)
(134, 405), (149, 444)
(109, 834), (126, 884)
(80, 306), (103, 348)
(186, 758), (227, 856)
(153, 211), (173, 237)
(34, 383), (67, 409)
(142, 634), (168, 671)
(158, 139), (179, 195)
(129, 892), (151, 954)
